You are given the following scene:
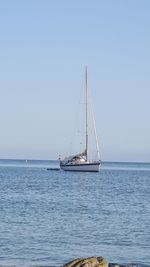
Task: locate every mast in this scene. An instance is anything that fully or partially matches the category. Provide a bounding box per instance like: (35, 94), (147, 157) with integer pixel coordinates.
(85, 67), (88, 161)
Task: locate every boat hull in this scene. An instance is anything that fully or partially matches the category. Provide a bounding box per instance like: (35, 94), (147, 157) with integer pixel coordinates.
(60, 162), (100, 172)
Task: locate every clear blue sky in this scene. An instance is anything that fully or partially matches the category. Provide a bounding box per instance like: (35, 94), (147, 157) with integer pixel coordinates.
(0, 0), (150, 162)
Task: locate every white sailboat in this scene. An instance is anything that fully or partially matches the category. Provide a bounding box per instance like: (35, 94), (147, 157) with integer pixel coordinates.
(60, 68), (101, 172)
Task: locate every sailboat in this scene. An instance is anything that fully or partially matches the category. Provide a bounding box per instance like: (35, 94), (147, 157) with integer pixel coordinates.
(60, 68), (101, 172)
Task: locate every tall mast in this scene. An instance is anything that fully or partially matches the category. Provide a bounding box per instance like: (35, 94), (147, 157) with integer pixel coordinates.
(85, 67), (88, 161)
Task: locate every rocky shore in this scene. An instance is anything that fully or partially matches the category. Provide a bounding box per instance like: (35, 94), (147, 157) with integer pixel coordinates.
(62, 256), (131, 267)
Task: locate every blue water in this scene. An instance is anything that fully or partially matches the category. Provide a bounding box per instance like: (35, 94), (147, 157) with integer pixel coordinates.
(0, 160), (150, 267)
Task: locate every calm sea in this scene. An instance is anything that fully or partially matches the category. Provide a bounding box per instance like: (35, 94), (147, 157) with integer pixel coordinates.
(0, 160), (150, 267)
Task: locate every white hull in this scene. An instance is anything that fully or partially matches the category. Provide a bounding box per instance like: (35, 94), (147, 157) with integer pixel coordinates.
(60, 162), (100, 172)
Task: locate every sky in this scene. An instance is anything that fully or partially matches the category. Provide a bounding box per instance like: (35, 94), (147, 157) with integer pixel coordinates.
(0, 0), (150, 162)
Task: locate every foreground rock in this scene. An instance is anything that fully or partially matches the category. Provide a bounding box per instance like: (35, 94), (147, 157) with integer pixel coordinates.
(62, 256), (108, 267)
(61, 257), (135, 267)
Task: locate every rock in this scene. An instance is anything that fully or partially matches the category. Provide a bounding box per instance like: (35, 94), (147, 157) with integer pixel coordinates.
(109, 264), (132, 267)
(62, 256), (108, 267)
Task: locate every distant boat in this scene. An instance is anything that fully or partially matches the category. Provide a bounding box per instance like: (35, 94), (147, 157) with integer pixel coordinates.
(60, 68), (101, 172)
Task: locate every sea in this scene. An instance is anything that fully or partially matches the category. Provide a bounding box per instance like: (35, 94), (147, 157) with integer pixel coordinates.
(0, 159), (150, 267)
